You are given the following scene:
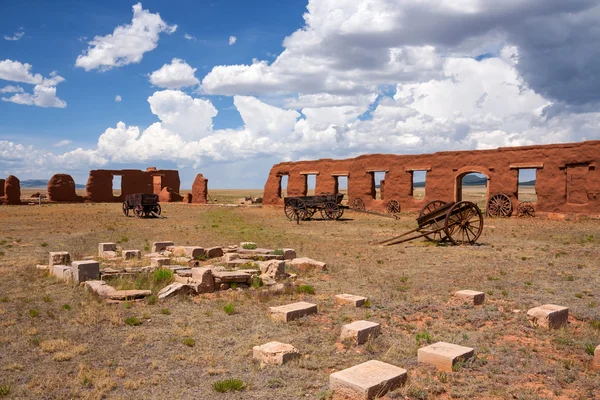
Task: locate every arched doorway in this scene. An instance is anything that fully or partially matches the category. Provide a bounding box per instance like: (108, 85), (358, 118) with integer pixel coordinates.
(455, 170), (489, 210)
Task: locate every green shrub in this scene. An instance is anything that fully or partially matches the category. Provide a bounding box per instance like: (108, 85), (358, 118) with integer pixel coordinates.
(125, 317), (142, 326)
(272, 249), (284, 255)
(296, 285), (315, 295)
(28, 309), (40, 318)
(182, 338), (196, 347)
(161, 308), (170, 315)
(585, 343), (595, 356)
(153, 268), (173, 284)
(0, 385), (11, 396)
(242, 243), (257, 250)
(415, 331), (432, 345)
(212, 378), (246, 393)
(223, 303), (235, 315)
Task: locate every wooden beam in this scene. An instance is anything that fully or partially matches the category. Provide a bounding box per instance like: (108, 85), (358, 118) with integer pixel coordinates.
(299, 171), (320, 175)
(365, 169), (389, 173)
(404, 167), (432, 172)
(510, 163), (544, 169)
(331, 172), (349, 176)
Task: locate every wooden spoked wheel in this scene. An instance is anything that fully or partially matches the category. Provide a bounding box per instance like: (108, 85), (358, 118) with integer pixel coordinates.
(419, 200), (447, 241)
(352, 198), (366, 211)
(487, 193), (512, 218)
(386, 199), (400, 214)
(153, 204), (162, 216)
(284, 198), (307, 221)
(444, 201), (484, 245)
(122, 202), (129, 217)
(517, 202), (535, 218)
(321, 202), (343, 220)
(134, 205), (144, 218)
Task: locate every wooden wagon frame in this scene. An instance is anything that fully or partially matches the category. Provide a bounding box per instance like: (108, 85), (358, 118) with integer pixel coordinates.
(284, 193), (345, 221)
(122, 193), (161, 218)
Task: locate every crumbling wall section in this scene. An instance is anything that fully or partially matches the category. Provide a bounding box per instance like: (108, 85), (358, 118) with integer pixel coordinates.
(5, 175), (21, 205)
(48, 174), (83, 202)
(85, 168), (181, 202)
(191, 174), (208, 204)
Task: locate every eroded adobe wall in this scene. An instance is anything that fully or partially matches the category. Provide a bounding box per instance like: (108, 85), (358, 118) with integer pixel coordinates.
(0, 179), (4, 197)
(191, 173), (208, 204)
(263, 140), (600, 215)
(86, 169), (181, 202)
(4, 175), (21, 205)
(48, 174), (83, 202)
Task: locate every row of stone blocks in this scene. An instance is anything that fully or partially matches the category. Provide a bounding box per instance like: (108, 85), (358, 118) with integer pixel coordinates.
(49, 253), (100, 284)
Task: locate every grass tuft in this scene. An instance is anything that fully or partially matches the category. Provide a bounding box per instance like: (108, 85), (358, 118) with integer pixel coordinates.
(223, 303), (236, 315)
(212, 378), (246, 393)
(28, 309), (40, 318)
(153, 268), (174, 284)
(182, 337), (196, 347)
(242, 243), (257, 249)
(296, 285), (315, 295)
(124, 317), (142, 326)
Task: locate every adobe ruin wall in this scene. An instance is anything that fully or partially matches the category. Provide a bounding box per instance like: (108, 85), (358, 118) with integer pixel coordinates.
(263, 140), (600, 215)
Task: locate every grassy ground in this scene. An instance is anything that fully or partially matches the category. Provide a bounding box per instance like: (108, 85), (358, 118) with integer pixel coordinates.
(0, 190), (598, 399)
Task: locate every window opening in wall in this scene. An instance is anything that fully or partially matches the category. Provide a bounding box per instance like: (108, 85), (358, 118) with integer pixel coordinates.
(279, 175), (288, 198)
(458, 172), (487, 209)
(306, 174), (317, 196)
(373, 171), (386, 200)
(335, 176), (348, 204)
(518, 169), (537, 202)
(412, 171), (427, 199)
(112, 175), (122, 197)
(152, 175), (162, 194)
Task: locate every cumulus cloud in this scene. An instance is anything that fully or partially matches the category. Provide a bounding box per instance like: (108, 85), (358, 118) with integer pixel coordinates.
(0, 60), (66, 108)
(148, 58), (199, 89)
(53, 140), (72, 147)
(0, 85), (24, 93)
(2, 85), (66, 108)
(115, 95), (122, 102)
(75, 2), (177, 71)
(228, 36), (237, 45)
(4, 30), (25, 41)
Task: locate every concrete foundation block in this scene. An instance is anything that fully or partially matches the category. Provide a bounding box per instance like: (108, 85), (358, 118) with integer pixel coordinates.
(51, 265), (72, 282)
(122, 250), (141, 260)
(417, 342), (474, 372)
(269, 301), (318, 322)
(285, 257), (327, 272)
(340, 320), (380, 345)
(336, 294), (368, 307)
(49, 251), (70, 267)
(152, 241), (174, 253)
(329, 360), (407, 400)
(98, 243), (117, 257)
(150, 257), (171, 267)
(71, 260), (100, 284)
(527, 304), (569, 329)
(454, 290), (485, 305)
(253, 341), (300, 367)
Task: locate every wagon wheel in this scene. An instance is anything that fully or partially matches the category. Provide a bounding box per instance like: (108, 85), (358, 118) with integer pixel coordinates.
(419, 200), (447, 241)
(321, 202), (341, 220)
(352, 198), (366, 211)
(153, 204), (162, 216)
(284, 198), (307, 221)
(487, 193), (512, 218)
(122, 202), (129, 217)
(386, 199), (400, 214)
(444, 201), (484, 245)
(134, 204), (144, 218)
(304, 208), (316, 220)
(517, 202), (535, 218)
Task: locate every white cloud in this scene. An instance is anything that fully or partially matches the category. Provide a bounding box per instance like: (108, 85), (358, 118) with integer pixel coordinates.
(0, 85), (24, 93)
(4, 30), (25, 41)
(228, 36), (237, 45)
(115, 95), (122, 102)
(148, 58), (199, 89)
(75, 2), (177, 71)
(2, 85), (66, 108)
(53, 140), (72, 147)
(0, 59), (44, 85)
(184, 34), (195, 41)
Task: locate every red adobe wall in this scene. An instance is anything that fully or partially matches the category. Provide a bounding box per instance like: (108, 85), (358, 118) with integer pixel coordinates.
(263, 140), (600, 215)
(85, 168), (181, 202)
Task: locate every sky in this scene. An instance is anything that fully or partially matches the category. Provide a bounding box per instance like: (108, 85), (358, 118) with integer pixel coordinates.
(1, 0), (600, 189)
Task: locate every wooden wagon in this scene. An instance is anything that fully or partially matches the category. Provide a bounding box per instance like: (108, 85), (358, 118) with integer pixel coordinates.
(284, 193), (345, 220)
(122, 193), (161, 218)
(378, 200), (484, 246)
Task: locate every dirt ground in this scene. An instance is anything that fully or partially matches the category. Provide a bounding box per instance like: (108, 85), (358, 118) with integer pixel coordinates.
(0, 189), (598, 399)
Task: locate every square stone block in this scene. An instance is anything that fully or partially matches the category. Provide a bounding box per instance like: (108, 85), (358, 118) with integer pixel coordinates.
(102, 251), (118, 259)
(418, 342), (474, 372)
(282, 248), (296, 260)
(206, 247), (223, 258)
(329, 360), (407, 400)
(212, 270), (251, 283)
(594, 345), (600, 369)
(122, 250), (141, 260)
(253, 341), (300, 367)
(340, 320), (381, 345)
(152, 241), (174, 253)
(71, 260), (100, 284)
(527, 304), (569, 329)
(151, 257), (171, 267)
(49, 251), (70, 267)
(167, 246), (205, 258)
(336, 294), (367, 307)
(454, 290), (485, 305)
(51, 265), (72, 282)
(98, 243), (116, 257)
(269, 301), (318, 322)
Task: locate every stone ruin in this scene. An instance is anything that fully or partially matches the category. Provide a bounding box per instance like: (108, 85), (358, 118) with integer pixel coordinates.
(263, 140), (600, 216)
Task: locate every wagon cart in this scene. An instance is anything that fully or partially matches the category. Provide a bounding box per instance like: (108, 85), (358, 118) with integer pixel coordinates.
(349, 197), (401, 219)
(377, 200), (484, 246)
(122, 193), (161, 218)
(284, 193), (345, 221)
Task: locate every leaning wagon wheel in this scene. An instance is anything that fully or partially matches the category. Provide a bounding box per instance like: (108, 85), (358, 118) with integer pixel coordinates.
(304, 208), (316, 220)
(444, 201), (484, 245)
(284, 198), (305, 220)
(153, 204), (162, 216)
(352, 198), (366, 211)
(122, 202), (129, 217)
(386, 199), (400, 214)
(419, 200), (447, 241)
(134, 205), (144, 218)
(321, 202), (340, 220)
(487, 193), (512, 218)
(517, 202), (535, 218)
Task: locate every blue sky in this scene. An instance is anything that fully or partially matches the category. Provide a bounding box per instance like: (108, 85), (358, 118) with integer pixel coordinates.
(1, 1), (599, 188)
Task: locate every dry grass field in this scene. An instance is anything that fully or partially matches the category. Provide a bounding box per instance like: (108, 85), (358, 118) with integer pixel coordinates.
(0, 188), (598, 399)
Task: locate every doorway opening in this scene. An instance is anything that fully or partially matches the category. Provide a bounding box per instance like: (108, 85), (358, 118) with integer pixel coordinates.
(305, 174), (317, 196)
(370, 171), (386, 200)
(278, 174), (288, 198)
(456, 172), (488, 210)
(153, 175), (162, 195)
(411, 171), (427, 199)
(517, 169), (537, 202)
(112, 175), (122, 198)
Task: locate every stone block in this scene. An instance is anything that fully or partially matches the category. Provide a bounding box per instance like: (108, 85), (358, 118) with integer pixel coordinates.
(84, 280), (116, 297)
(259, 260), (286, 280)
(212, 270), (251, 283)
(167, 246), (205, 258)
(594, 345), (600, 369)
(286, 257), (327, 272)
(269, 302), (318, 322)
(98, 243), (116, 257)
(253, 341), (300, 367)
(329, 360), (407, 400)
(122, 250), (141, 260)
(282, 248), (296, 260)
(340, 320), (381, 345)
(190, 267), (215, 293)
(152, 241), (174, 253)
(527, 304), (569, 329)
(206, 247), (224, 258)
(102, 251), (118, 259)
(222, 253), (240, 263)
(336, 294), (367, 307)
(417, 342), (474, 372)
(71, 260), (100, 284)
(51, 265), (72, 282)
(454, 290), (485, 305)
(106, 290), (151, 300)
(157, 282), (193, 299)
(151, 257), (171, 267)
(49, 251), (70, 267)
(225, 258), (255, 268)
